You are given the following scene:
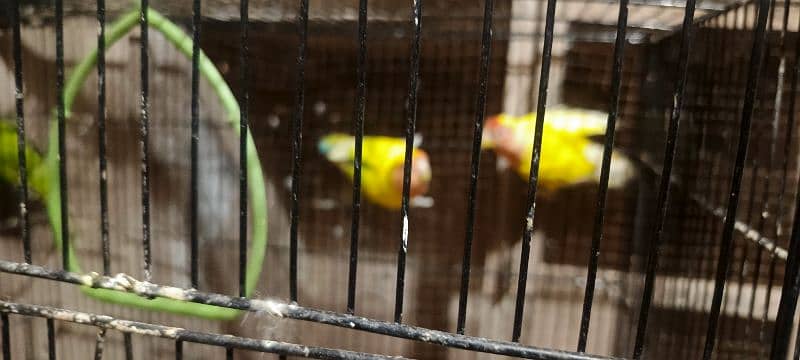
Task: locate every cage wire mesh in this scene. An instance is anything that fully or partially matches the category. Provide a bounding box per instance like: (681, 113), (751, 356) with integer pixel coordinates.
(2, 0), (800, 359)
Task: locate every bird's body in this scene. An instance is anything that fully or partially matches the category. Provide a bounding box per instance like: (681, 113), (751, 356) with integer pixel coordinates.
(481, 107), (635, 192)
(318, 133), (432, 210)
(0, 120), (49, 199)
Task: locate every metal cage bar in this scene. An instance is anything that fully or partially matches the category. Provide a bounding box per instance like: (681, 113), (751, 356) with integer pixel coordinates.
(0, 261), (617, 360)
(511, 0), (557, 342)
(346, 0), (368, 316)
(123, 332), (133, 360)
(96, 0), (110, 277)
(6, 0), (800, 358)
(138, 0), (152, 282)
(1, 313), (9, 359)
(702, 0), (770, 356)
(92, 328), (107, 360)
(632, 0), (698, 355)
(577, 0), (630, 350)
(47, 318), (55, 360)
(238, 0), (250, 298)
(189, 0), (201, 289)
(174, 340), (182, 360)
(289, 0), (309, 304)
(771, 172), (800, 358)
(457, 0), (497, 335)
(394, 0), (423, 325)
(0, 301), (409, 360)
(55, 0), (70, 271)
(759, 0), (800, 347)
(9, 0), (30, 265)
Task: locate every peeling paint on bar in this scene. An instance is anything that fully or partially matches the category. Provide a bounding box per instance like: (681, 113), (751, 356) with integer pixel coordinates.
(0, 301), (405, 360)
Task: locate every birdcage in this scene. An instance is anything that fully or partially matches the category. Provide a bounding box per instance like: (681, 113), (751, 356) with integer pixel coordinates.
(1, 0), (800, 358)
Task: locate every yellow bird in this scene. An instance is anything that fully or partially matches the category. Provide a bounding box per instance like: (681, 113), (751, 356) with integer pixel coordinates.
(318, 133), (432, 210)
(481, 107), (635, 192)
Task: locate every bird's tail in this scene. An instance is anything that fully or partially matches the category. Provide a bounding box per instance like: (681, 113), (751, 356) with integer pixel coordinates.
(583, 142), (638, 190)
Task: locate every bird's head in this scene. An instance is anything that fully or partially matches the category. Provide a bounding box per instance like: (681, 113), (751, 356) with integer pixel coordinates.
(481, 114), (524, 167)
(391, 149), (432, 198)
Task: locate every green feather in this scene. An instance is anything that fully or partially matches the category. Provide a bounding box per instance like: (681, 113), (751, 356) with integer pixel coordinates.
(0, 120), (49, 199)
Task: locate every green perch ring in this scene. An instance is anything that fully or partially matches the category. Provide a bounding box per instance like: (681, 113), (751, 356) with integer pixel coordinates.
(46, 6), (268, 320)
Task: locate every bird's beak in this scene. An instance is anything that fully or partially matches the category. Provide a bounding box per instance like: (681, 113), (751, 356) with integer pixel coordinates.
(481, 115), (498, 150)
(414, 151), (432, 182)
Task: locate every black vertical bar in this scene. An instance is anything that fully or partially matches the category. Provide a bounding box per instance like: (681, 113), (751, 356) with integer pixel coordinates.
(726, 158), (760, 341)
(238, 0), (249, 298)
(9, 0), (30, 265)
(347, 0), (368, 315)
(189, 0), (201, 289)
(175, 341), (182, 360)
(770, 169), (800, 359)
(97, 0), (110, 276)
(93, 328), (106, 360)
(139, 0), (152, 281)
(394, 0), (422, 324)
(55, 0), (69, 271)
(702, 0), (769, 356)
(46, 318), (55, 360)
(743, 0), (779, 335)
(511, 0), (557, 342)
(526, 0), (548, 110)
(677, 22), (715, 355)
(775, 0), (800, 246)
(289, 0), (309, 303)
(767, 0), (777, 31)
(1, 313), (9, 360)
(457, 0), (495, 335)
(770, 4), (800, 358)
(794, 327), (800, 360)
(757, 0), (796, 346)
(226, 347), (233, 360)
(685, 10), (730, 357)
(631, 0), (697, 356)
(576, 0), (628, 351)
(123, 333), (133, 360)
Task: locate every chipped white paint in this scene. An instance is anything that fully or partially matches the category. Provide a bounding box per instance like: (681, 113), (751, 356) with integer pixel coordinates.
(79, 273), (96, 286)
(250, 298), (289, 318)
(525, 213), (534, 234)
(73, 312), (92, 324)
(412, 0), (419, 25)
(159, 285), (189, 301)
(402, 215), (409, 252)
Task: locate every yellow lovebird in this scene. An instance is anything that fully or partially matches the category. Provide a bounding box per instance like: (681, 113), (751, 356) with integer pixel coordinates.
(318, 133), (432, 210)
(481, 107), (635, 192)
